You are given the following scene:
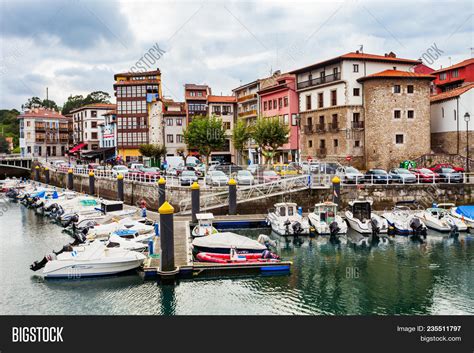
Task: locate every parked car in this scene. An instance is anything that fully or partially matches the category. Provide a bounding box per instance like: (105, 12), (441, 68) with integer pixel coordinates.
(288, 162), (302, 172)
(112, 165), (129, 177)
(432, 167), (463, 183)
(137, 166), (161, 180)
(430, 163), (464, 173)
(336, 166), (365, 184)
(128, 163), (144, 170)
(364, 168), (390, 184)
(236, 170), (255, 185)
(205, 171), (229, 186)
(301, 161), (320, 173)
(261, 170), (281, 183)
(409, 168), (439, 183)
(388, 168), (417, 183)
(216, 162), (243, 174)
(247, 164), (265, 175)
(273, 163), (299, 177)
(180, 170), (199, 186)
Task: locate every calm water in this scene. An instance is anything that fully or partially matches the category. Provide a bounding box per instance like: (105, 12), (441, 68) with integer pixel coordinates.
(1, 202), (473, 315)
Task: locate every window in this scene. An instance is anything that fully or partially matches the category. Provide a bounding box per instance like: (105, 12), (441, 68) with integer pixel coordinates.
(308, 140), (313, 148)
(167, 118), (173, 126)
(284, 97), (288, 107)
(330, 90), (337, 106)
(394, 110), (401, 119)
(452, 69), (459, 78)
(333, 139), (338, 147)
(269, 100), (273, 110)
(318, 93), (323, 108)
(91, 121), (97, 128)
(273, 99), (277, 108)
(353, 88), (360, 96)
(407, 110), (414, 119)
(319, 139), (326, 148)
(278, 98), (283, 108)
(176, 134), (184, 143)
(197, 92), (203, 96)
(333, 67), (338, 77)
(454, 109), (457, 121)
(442, 107), (445, 118)
(440, 72), (447, 80)
(283, 114), (289, 125)
(291, 114), (298, 126)
(166, 134), (174, 143)
(407, 85), (414, 94)
(353, 64), (359, 72)
(395, 134), (404, 144)
(223, 122), (231, 130)
(353, 112), (360, 122)
(305, 95), (311, 110)
(264, 101), (268, 110)
(393, 85), (401, 93)
(176, 118), (183, 126)
(354, 140), (360, 147)
(91, 111), (97, 117)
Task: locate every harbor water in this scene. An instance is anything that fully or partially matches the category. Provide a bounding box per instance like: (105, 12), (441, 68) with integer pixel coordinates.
(1, 202), (473, 315)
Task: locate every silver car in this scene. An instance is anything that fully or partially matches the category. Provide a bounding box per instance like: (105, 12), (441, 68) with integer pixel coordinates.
(236, 170), (255, 185)
(205, 171), (229, 186)
(388, 168), (417, 183)
(336, 166), (365, 184)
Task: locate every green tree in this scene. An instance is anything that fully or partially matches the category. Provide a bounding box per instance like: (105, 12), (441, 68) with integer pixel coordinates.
(0, 136), (10, 153)
(83, 91), (111, 105)
(139, 144), (167, 167)
(22, 97), (59, 111)
(232, 120), (251, 165)
(252, 116), (289, 164)
(61, 95), (86, 115)
(0, 109), (20, 148)
(183, 115), (226, 165)
(61, 91), (111, 115)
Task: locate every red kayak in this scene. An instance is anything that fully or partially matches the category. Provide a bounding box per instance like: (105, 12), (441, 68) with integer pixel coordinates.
(196, 252), (280, 264)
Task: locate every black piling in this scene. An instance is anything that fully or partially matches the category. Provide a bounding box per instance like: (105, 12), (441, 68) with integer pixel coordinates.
(117, 174), (124, 201)
(158, 177), (166, 208)
(67, 169), (74, 190)
(159, 201), (176, 275)
(44, 167), (50, 185)
(34, 166), (40, 182)
(89, 171), (95, 195)
(228, 178), (237, 215)
(332, 176), (341, 206)
(191, 181), (200, 223)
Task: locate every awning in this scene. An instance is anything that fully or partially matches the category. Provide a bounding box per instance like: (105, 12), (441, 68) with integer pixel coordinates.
(69, 143), (87, 153)
(82, 147), (116, 159)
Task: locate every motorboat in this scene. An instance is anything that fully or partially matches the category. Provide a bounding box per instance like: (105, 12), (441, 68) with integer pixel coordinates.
(415, 204), (468, 233)
(85, 217), (155, 239)
(30, 240), (146, 278)
(308, 201), (347, 235)
(192, 232), (268, 254)
(382, 204), (428, 237)
(266, 202), (310, 236)
(109, 229), (154, 244)
(450, 205), (474, 229)
(195, 248), (280, 264)
(191, 213), (218, 237)
(345, 198), (388, 234)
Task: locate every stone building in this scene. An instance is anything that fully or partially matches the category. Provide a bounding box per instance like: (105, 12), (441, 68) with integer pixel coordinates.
(289, 51), (421, 168)
(358, 70), (434, 170)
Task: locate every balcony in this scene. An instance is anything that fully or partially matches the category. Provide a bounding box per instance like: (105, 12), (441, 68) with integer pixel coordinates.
(35, 123), (46, 131)
(297, 72), (341, 90)
(238, 109), (257, 118)
(327, 122), (339, 132)
(59, 124), (69, 131)
(303, 125), (313, 134)
(317, 148), (327, 157)
(316, 123), (326, 132)
(35, 137), (45, 143)
(237, 93), (257, 102)
(352, 121), (365, 129)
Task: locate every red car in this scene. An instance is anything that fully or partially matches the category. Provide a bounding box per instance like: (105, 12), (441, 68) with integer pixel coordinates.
(429, 163), (464, 173)
(129, 167), (161, 181)
(261, 170), (281, 183)
(409, 168), (439, 183)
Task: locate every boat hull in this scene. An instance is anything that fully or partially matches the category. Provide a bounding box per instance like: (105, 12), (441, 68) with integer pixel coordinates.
(43, 258), (144, 278)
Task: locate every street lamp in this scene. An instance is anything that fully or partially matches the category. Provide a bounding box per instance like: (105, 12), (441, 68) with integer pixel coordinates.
(295, 114), (301, 163)
(464, 112), (470, 174)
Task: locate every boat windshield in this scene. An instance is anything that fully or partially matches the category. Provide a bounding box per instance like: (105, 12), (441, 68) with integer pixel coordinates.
(288, 206), (294, 216)
(315, 205), (336, 222)
(353, 202), (371, 221)
(279, 207), (286, 217)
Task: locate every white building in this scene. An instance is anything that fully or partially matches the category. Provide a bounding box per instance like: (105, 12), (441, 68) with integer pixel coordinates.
(163, 99), (186, 156)
(430, 83), (474, 156)
(207, 95), (237, 163)
(70, 103), (116, 155)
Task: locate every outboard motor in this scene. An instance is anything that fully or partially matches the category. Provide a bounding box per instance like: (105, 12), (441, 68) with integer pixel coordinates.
(409, 217), (426, 242)
(329, 221), (340, 244)
(449, 223), (459, 238)
(62, 214), (79, 228)
(370, 217), (381, 245)
(283, 219), (291, 236)
(30, 253), (57, 272)
(257, 234), (277, 249)
(292, 221), (303, 235)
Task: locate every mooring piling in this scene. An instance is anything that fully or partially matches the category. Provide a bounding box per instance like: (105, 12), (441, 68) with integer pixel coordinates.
(228, 178), (237, 215)
(191, 181), (200, 223)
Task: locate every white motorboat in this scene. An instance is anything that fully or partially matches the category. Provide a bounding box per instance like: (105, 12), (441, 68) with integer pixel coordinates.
(86, 217), (155, 238)
(308, 202), (347, 235)
(382, 205), (428, 236)
(192, 213), (218, 237)
(109, 229), (154, 244)
(192, 232), (268, 254)
(266, 202), (310, 236)
(31, 241), (146, 278)
(415, 205), (468, 232)
(345, 198), (388, 234)
(449, 204), (474, 229)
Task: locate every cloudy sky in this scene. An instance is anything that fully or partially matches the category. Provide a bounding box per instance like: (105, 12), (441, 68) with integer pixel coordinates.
(0, 0), (472, 110)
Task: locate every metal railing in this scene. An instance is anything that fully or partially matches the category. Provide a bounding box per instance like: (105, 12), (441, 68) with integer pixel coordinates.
(297, 72), (341, 90)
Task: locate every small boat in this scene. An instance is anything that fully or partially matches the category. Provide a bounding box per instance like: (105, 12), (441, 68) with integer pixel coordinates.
(85, 217), (155, 238)
(30, 241), (146, 278)
(345, 198), (388, 234)
(266, 202), (310, 236)
(192, 232), (268, 254)
(195, 248), (280, 264)
(450, 205), (474, 229)
(110, 229), (154, 244)
(382, 204), (428, 237)
(308, 201), (347, 235)
(192, 213), (218, 237)
(415, 204), (468, 233)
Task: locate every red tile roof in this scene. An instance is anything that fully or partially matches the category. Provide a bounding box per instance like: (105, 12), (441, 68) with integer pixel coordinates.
(357, 69), (435, 82)
(114, 69), (161, 79)
(113, 79), (160, 86)
(430, 83), (474, 103)
(70, 103), (116, 113)
(432, 58), (474, 74)
(207, 95), (236, 103)
(290, 52), (420, 74)
(18, 108), (68, 120)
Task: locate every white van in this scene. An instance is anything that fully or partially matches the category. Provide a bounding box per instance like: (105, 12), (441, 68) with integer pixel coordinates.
(164, 156), (200, 170)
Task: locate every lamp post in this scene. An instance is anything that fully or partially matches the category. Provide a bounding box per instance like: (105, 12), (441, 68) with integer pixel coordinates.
(464, 112), (470, 174)
(295, 114), (301, 163)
